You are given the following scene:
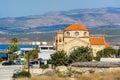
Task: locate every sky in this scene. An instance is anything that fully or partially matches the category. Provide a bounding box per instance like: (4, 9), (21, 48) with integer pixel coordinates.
(0, 0), (120, 18)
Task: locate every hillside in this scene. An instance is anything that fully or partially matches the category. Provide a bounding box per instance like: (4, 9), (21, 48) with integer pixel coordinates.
(0, 7), (120, 34)
(0, 7), (120, 44)
(0, 27), (120, 45)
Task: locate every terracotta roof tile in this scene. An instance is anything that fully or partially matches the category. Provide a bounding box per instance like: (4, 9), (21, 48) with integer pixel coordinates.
(64, 24), (88, 31)
(90, 37), (105, 45)
(105, 42), (110, 48)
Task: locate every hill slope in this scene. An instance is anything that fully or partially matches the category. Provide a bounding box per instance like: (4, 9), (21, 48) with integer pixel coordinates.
(0, 7), (120, 34)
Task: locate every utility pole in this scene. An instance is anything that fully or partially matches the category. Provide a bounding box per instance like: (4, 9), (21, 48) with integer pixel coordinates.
(26, 51), (30, 73)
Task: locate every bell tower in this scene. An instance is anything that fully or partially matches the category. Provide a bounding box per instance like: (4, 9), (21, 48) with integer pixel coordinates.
(56, 30), (63, 44)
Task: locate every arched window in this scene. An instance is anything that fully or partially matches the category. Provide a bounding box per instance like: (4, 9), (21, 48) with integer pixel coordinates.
(66, 32), (70, 36)
(84, 32), (87, 36)
(59, 39), (62, 42)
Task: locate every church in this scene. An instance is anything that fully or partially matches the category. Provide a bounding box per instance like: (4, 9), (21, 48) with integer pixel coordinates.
(55, 24), (109, 56)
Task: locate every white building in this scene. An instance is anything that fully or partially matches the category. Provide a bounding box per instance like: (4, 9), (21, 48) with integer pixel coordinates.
(38, 44), (56, 64)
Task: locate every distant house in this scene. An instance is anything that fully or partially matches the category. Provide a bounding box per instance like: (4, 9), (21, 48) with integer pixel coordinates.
(55, 24), (110, 56)
(38, 45), (55, 60)
(38, 43), (56, 64)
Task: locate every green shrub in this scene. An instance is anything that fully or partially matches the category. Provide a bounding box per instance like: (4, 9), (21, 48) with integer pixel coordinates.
(40, 64), (49, 69)
(12, 71), (31, 78)
(0, 57), (3, 62)
(93, 56), (100, 61)
(54, 69), (66, 77)
(54, 67), (72, 78)
(51, 50), (69, 67)
(96, 47), (116, 58)
(69, 46), (92, 63)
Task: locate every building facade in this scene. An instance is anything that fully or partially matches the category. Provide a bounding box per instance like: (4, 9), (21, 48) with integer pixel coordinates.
(55, 24), (109, 56)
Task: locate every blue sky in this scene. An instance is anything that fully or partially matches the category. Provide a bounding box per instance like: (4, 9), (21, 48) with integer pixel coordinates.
(0, 0), (120, 18)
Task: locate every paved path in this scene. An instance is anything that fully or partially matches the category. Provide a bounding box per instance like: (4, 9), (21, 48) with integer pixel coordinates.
(0, 65), (22, 80)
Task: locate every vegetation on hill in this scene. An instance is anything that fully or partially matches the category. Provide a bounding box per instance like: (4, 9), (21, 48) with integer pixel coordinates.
(0, 7), (120, 34)
(0, 25), (120, 44)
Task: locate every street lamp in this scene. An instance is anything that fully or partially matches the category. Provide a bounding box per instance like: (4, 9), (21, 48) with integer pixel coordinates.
(6, 49), (10, 60)
(25, 51), (30, 73)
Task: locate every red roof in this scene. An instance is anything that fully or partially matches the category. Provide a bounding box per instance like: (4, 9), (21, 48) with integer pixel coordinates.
(105, 42), (110, 48)
(90, 37), (105, 45)
(64, 24), (88, 31)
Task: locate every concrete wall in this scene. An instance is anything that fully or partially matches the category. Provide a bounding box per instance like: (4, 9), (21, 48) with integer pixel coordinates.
(101, 58), (120, 62)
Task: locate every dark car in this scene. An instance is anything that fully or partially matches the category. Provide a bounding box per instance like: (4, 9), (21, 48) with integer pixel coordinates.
(2, 61), (15, 65)
(30, 60), (38, 65)
(29, 63), (33, 68)
(15, 60), (24, 65)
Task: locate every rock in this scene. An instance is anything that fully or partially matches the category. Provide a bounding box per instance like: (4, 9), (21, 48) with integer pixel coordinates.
(55, 66), (68, 72)
(42, 69), (54, 75)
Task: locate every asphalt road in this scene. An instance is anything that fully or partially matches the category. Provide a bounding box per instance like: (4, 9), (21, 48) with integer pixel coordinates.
(0, 64), (22, 80)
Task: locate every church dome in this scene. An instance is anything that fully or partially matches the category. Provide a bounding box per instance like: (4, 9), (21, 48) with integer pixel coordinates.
(64, 24), (88, 31)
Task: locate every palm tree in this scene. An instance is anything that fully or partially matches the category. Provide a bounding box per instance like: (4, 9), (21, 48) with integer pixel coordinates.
(7, 37), (19, 60)
(11, 37), (19, 44)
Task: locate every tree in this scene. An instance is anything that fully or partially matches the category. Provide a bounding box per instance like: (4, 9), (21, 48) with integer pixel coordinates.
(30, 50), (39, 59)
(0, 57), (3, 62)
(96, 47), (116, 58)
(11, 37), (19, 44)
(50, 50), (69, 67)
(7, 44), (19, 52)
(69, 46), (92, 63)
(7, 37), (19, 60)
(8, 37), (19, 52)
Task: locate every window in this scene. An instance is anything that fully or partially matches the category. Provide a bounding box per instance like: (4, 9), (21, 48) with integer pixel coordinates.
(59, 39), (62, 42)
(74, 32), (79, 36)
(84, 32), (87, 36)
(49, 47), (54, 50)
(41, 47), (48, 50)
(66, 32), (70, 36)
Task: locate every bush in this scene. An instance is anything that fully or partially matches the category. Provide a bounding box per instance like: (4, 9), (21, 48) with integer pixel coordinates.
(51, 50), (69, 67)
(69, 46), (92, 63)
(96, 47), (116, 58)
(54, 67), (72, 77)
(12, 71), (31, 78)
(0, 57), (3, 62)
(40, 64), (49, 69)
(93, 56), (100, 61)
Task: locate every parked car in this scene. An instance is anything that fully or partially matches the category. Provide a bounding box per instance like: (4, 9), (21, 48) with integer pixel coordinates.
(30, 60), (38, 65)
(15, 60), (24, 65)
(2, 61), (16, 65)
(29, 63), (33, 68)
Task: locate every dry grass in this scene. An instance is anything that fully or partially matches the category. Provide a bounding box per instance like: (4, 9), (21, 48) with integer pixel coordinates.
(14, 70), (120, 80)
(76, 70), (120, 80)
(13, 75), (70, 80)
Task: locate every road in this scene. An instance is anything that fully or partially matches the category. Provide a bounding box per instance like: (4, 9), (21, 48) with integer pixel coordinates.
(0, 64), (22, 80)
